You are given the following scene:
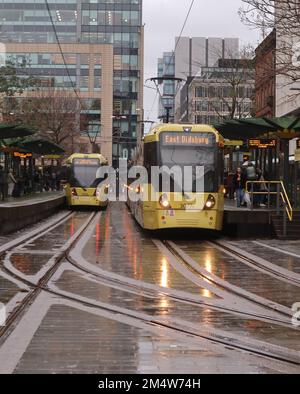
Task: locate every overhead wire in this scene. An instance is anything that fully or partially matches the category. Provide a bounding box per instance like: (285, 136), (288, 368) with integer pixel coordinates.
(147, 0), (196, 120)
(44, 0), (85, 111)
(164, 0), (196, 75)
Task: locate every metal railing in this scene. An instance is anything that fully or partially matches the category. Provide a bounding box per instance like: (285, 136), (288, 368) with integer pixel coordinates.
(246, 181), (293, 237)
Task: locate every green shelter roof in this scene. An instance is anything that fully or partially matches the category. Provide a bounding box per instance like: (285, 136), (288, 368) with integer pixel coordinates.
(9, 138), (65, 155)
(214, 117), (300, 140)
(14, 138), (65, 155)
(0, 124), (35, 140)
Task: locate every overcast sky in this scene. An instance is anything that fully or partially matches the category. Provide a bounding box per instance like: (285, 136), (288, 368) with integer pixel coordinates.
(143, 0), (260, 126)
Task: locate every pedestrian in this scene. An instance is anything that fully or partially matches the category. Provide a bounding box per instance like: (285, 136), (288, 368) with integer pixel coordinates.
(43, 171), (50, 191)
(256, 168), (268, 207)
(233, 167), (246, 208)
(0, 165), (6, 201)
(7, 169), (17, 197)
(56, 169), (61, 191)
(227, 172), (235, 200)
(50, 171), (57, 191)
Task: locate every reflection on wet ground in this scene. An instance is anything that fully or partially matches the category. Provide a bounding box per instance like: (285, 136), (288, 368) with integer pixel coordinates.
(0, 211), (70, 248)
(13, 304), (284, 374)
(17, 213), (89, 253)
(1, 212), (91, 278)
(81, 205), (210, 296)
(2, 204), (300, 374)
(175, 241), (300, 308)
(0, 212), (92, 309)
(10, 254), (51, 276)
(54, 269), (300, 351)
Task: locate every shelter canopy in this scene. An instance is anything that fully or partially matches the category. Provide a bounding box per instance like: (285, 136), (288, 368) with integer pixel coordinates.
(214, 117), (300, 141)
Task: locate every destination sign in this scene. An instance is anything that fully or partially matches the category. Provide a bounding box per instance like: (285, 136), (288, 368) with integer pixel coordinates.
(73, 158), (100, 166)
(248, 139), (277, 149)
(161, 133), (215, 146)
(13, 152), (32, 158)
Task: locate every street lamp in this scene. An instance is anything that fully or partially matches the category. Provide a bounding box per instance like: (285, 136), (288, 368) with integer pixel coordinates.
(112, 115), (128, 167)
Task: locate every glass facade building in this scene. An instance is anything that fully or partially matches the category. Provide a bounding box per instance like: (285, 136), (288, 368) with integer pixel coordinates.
(0, 0), (144, 162)
(157, 52), (175, 122)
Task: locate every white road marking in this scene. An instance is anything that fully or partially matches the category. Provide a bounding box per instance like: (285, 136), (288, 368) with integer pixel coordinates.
(0, 211), (72, 255)
(253, 241), (300, 259)
(0, 291), (53, 374)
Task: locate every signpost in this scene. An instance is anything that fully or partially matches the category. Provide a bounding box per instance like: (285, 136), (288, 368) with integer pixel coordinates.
(248, 139), (277, 149)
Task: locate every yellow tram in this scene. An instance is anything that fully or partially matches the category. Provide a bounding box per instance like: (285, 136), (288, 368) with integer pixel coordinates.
(64, 153), (109, 209)
(128, 124), (224, 231)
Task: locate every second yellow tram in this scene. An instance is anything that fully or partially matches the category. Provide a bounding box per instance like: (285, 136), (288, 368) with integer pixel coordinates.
(64, 153), (109, 209)
(128, 124), (224, 231)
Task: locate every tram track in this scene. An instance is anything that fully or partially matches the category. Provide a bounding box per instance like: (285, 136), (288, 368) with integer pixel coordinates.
(158, 240), (295, 320)
(1, 211), (300, 370)
(2, 252), (300, 369)
(0, 211), (73, 258)
(0, 211), (97, 339)
(209, 239), (300, 287)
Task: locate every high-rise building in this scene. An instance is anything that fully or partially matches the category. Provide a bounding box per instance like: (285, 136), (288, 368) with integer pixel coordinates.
(0, 0), (144, 164)
(157, 36), (239, 122)
(157, 52), (175, 121)
(179, 59), (254, 125)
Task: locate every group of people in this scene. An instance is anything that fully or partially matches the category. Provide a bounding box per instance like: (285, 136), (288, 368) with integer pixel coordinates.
(226, 161), (268, 209)
(0, 165), (62, 201)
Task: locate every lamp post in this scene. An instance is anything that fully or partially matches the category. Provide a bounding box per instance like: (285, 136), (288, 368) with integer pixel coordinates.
(112, 115), (127, 168)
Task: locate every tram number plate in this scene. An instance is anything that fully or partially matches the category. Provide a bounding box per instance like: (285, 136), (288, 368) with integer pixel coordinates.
(185, 205), (196, 211)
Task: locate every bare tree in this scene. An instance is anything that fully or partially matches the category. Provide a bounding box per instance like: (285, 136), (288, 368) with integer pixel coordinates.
(0, 59), (38, 120)
(4, 88), (79, 153)
(240, 1), (300, 87)
(189, 45), (255, 122)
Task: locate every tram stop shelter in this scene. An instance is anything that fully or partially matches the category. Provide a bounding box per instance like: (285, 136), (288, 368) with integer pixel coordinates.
(1, 124), (65, 195)
(0, 124), (35, 170)
(5, 137), (65, 175)
(214, 117), (300, 208)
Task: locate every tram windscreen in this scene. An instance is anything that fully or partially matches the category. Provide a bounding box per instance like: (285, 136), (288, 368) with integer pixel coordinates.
(70, 158), (101, 188)
(159, 132), (217, 192)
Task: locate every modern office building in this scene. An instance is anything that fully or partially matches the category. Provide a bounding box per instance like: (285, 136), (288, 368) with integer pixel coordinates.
(0, 0), (144, 164)
(157, 37), (239, 122)
(157, 52), (175, 121)
(179, 59), (254, 125)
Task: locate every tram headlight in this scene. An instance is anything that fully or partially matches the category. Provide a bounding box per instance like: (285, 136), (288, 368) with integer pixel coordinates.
(159, 193), (171, 209)
(204, 194), (216, 210)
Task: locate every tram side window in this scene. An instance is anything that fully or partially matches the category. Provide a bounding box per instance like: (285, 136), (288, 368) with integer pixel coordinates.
(144, 142), (158, 175)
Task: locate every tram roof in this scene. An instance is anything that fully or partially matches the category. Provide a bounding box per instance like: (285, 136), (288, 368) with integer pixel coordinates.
(66, 153), (108, 164)
(145, 123), (219, 142)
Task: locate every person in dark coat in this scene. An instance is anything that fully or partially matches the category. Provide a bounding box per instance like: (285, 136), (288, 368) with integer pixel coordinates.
(233, 167), (246, 208)
(0, 165), (6, 201)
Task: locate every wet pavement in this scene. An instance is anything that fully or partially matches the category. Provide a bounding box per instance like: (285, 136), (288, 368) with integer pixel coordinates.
(11, 302), (288, 375)
(173, 241), (300, 308)
(81, 206), (208, 296)
(53, 268), (300, 352)
(227, 240), (300, 273)
(0, 203), (300, 374)
(0, 276), (20, 305)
